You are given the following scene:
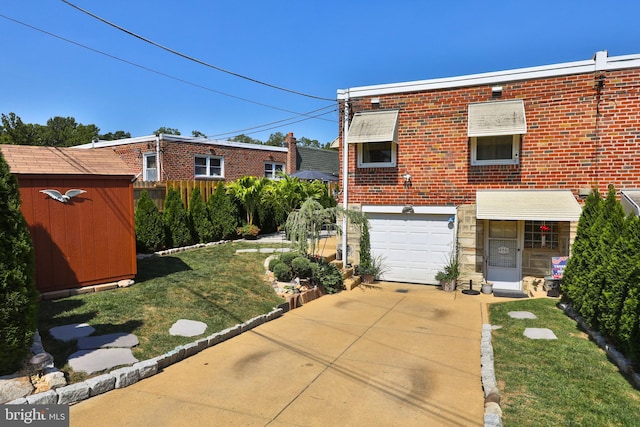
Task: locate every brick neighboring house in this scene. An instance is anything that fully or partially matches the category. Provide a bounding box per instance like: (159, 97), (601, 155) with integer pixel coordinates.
(337, 50), (640, 292)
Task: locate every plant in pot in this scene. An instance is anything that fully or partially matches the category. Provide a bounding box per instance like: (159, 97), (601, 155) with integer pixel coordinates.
(435, 252), (460, 292)
(359, 255), (387, 284)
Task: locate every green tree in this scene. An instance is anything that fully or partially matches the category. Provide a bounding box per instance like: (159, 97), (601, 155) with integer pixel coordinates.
(154, 127), (181, 136)
(100, 130), (131, 140)
(230, 134), (263, 145)
(40, 116), (99, 147)
(298, 136), (320, 148)
(265, 132), (285, 147)
(227, 176), (267, 226)
(1, 112), (39, 145)
(134, 190), (166, 252)
(163, 187), (192, 248)
(189, 187), (214, 243)
(191, 130), (207, 138)
(207, 182), (238, 240)
(0, 150), (39, 375)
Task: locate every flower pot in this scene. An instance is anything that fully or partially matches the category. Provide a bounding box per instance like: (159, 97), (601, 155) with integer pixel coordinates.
(482, 283), (493, 294)
(441, 279), (457, 292)
(361, 274), (374, 284)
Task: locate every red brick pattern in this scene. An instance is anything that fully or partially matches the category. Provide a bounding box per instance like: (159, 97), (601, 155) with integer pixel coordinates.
(339, 68), (640, 206)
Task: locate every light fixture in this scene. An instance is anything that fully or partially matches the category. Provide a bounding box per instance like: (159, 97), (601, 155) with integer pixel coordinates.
(491, 86), (503, 97)
(578, 188), (592, 198)
(402, 205), (414, 214)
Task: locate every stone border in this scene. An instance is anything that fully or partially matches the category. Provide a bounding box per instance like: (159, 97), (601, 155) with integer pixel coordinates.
(481, 324), (502, 427)
(6, 308), (284, 406)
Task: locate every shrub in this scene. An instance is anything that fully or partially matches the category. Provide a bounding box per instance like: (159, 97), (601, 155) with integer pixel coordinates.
(163, 187), (193, 248)
(0, 151), (39, 375)
(189, 187), (214, 243)
(268, 256), (281, 272)
(291, 256), (312, 278)
(279, 251), (301, 267)
(272, 262), (293, 282)
(134, 190), (166, 252)
(207, 182), (238, 240)
(313, 261), (344, 294)
(237, 223), (260, 239)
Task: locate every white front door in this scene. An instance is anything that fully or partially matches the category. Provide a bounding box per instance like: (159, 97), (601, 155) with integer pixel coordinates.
(486, 220), (522, 290)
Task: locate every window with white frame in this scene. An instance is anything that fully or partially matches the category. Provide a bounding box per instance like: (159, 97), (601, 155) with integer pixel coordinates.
(357, 142), (397, 168)
(264, 162), (284, 179)
(143, 152), (157, 181)
(524, 221), (559, 249)
(471, 135), (520, 166)
(194, 155), (223, 178)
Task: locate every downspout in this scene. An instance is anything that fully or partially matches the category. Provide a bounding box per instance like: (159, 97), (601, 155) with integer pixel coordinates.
(341, 92), (350, 269)
(156, 134), (161, 182)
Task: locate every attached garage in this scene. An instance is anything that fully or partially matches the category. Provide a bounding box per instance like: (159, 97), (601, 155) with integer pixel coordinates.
(363, 206), (457, 284)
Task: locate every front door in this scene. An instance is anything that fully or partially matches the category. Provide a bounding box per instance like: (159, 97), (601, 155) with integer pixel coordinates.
(486, 220), (522, 290)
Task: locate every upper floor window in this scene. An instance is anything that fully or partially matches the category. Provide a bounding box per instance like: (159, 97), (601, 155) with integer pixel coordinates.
(195, 155), (223, 178)
(265, 162), (284, 179)
(471, 135), (520, 166)
(143, 152), (157, 181)
(348, 109), (399, 169)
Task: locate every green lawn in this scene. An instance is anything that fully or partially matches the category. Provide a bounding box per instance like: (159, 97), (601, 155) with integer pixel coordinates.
(38, 242), (285, 383)
(490, 298), (640, 426)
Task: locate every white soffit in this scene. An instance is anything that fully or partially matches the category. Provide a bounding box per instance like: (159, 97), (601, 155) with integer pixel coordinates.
(468, 100), (527, 137)
(476, 190), (582, 221)
(347, 110), (399, 144)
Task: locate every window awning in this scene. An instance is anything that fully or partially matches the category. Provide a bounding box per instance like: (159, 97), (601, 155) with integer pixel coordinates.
(347, 110), (399, 144)
(468, 100), (527, 137)
(476, 190), (582, 221)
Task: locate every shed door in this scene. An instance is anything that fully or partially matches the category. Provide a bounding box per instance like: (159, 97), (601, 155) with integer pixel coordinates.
(368, 213), (455, 284)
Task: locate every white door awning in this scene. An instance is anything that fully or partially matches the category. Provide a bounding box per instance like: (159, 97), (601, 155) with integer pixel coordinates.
(468, 100), (527, 137)
(476, 190), (582, 221)
(347, 110), (399, 143)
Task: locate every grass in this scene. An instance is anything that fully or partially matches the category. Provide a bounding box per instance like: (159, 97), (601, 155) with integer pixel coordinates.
(490, 298), (640, 426)
(38, 241), (285, 384)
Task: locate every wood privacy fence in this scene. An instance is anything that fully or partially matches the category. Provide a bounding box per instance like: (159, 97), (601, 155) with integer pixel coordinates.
(133, 180), (222, 212)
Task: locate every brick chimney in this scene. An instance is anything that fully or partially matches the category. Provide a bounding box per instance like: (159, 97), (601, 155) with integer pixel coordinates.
(285, 132), (297, 174)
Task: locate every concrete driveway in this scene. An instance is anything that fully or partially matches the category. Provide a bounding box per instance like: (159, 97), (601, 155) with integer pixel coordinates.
(70, 283), (486, 426)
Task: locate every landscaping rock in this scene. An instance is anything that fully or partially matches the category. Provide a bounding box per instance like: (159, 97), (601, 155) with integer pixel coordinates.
(169, 319), (207, 337)
(111, 366), (140, 389)
(77, 333), (139, 350)
(68, 348), (138, 375)
(508, 311), (537, 319)
(0, 375), (34, 404)
(49, 323), (95, 342)
(523, 328), (557, 340)
(56, 382), (90, 405)
(26, 389), (57, 405)
(84, 374), (116, 397)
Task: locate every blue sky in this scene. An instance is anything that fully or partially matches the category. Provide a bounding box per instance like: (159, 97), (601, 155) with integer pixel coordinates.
(1, 1), (639, 145)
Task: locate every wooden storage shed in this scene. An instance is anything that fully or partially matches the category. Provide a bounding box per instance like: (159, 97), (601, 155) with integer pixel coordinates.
(0, 145), (137, 295)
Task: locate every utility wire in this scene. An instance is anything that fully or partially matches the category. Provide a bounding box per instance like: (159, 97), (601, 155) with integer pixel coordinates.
(61, 0), (336, 102)
(0, 13), (336, 124)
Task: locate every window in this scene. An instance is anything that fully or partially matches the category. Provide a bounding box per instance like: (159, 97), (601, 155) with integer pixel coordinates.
(524, 221), (559, 249)
(143, 153), (157, 181)
(471, 135), (520, 166)
(194, 155), (223, 178)
(264, 162), (284, 179)
(357, 141), (397, 168)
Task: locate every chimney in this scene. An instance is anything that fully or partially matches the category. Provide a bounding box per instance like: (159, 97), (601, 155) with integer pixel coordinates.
(285, 132), (297, 174)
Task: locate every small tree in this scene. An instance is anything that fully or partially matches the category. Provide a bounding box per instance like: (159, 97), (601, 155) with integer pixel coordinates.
(134, 190), (166, 252)
(227, 176), (266, 226)
(285, 198), (334, 256)
(207, 182), (238, 240)
(163, 187), (193, 248)
(0, 151), (39, 375)
(189, 187), (214, 243)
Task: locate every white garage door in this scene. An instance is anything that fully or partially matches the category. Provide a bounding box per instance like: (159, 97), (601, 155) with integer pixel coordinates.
(367, 213), (456, 284)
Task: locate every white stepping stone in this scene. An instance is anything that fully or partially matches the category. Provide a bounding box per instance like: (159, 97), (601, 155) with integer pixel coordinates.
(508, 311), (538, 319)
(524, 328), (557, 340)
(169, 319), (207, 337)
(49, 323), (95, 342)
(77, 333), (139, 350)
(68, 348), (138, 375)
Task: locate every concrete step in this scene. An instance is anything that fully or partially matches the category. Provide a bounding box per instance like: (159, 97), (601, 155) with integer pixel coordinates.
(341, 267), (354, 280)
(344, 275), (361, 291)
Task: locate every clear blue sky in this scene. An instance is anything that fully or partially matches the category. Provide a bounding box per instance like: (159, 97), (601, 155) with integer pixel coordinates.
(1, 1), (639, 145)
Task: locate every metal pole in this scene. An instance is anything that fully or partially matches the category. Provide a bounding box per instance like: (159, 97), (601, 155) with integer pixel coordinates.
(341, 93), (349, 269)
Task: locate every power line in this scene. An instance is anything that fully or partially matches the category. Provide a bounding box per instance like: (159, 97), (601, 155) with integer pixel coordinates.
(61, 0), (336, 102)
(0, 13), (335, 122)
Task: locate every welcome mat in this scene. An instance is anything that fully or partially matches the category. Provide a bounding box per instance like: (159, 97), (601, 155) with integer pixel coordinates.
(493, 289), (529, 298)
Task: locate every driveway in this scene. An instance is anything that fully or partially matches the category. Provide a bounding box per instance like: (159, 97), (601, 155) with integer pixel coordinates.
(70, 283), (486, 426)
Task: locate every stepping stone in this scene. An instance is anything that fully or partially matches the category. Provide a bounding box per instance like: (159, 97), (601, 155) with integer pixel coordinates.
(508, 311), (538, 319)
(77, 333), (139, 350)
(68, 348), (138, 375)
(169, 319), (207, 337)
(236, 249), (258, 253)
(524, 328), (557, 340)
(49, 323), (95, 342)
(259, 248), (276, 253)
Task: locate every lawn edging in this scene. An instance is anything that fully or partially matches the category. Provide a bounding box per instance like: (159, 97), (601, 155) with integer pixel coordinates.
(481, 323), (503, 427)
(6, 307), (285, 406)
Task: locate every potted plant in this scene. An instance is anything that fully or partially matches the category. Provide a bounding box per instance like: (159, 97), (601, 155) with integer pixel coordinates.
(237, 223), (260, 239)
(359, 255), (386, 284)
(435, 252), (460, 292)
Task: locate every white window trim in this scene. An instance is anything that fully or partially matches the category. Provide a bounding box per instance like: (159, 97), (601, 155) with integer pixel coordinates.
(357, 142), (397, 168)
(470, 135), (520, 166)
(143, 152), (157, 182)
(264, 162), (285, 179)
(194, 155), (224, 178)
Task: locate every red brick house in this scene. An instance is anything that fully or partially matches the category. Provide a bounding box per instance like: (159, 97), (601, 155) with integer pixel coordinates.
(337, 50), (640, 292)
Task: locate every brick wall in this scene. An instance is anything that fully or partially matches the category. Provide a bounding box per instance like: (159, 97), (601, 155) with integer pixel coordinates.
(105, 140), (288, 181)
(339, 68), (640, 206)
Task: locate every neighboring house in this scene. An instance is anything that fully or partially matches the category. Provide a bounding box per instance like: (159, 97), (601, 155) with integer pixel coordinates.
(75, 132), (338, 182)
(337, 50), (640, 291)
(0, 144), (136, 296)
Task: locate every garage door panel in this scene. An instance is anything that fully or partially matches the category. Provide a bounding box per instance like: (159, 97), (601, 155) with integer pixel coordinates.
(367, 212), (455, 285)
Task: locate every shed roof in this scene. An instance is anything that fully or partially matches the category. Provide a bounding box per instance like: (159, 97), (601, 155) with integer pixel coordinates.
(0, 145), (134, 176)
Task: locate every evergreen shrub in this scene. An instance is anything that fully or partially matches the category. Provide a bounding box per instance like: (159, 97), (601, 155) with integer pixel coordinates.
(134, 190), (166, 252)
(291, 256), (312, 278)
(163, 187), (193, 248)
(272, 262), (293, 282)
(189, 187), (214, 243)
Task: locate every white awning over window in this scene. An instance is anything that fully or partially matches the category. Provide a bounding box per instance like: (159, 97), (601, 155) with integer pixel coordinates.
(347, 110), (399, 144)
(468, 100), (527, 137)
(476, 190), (582, 221)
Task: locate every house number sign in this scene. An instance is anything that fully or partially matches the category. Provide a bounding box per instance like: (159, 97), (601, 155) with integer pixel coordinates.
(497, 246), (510, 255)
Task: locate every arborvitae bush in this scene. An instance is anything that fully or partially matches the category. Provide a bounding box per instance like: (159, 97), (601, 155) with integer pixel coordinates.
(291, 256), (313, 278)
(268, 257), (281, 272)
(0, 151), (39, 375)
(207, 182), (238, 241)
(272, 262), (293, 282)
(256, 198), (279, 234)
(359, 221), (372, 271)
(163, 187), (193, 248)
(134, 190), (166, 252)
(189, 187), (214, 243)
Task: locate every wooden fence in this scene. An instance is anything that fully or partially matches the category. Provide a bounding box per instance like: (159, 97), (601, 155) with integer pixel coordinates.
(133, 180), (222, 212)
